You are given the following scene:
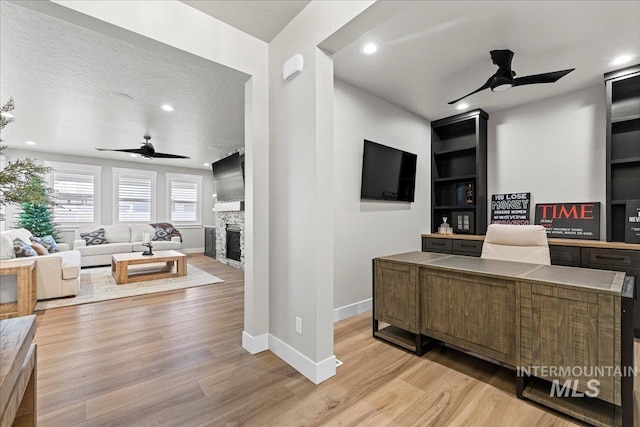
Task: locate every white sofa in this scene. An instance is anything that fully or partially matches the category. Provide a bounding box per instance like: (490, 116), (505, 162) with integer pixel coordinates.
(0, 228), (81, 300)
(73, 224), (182, 267)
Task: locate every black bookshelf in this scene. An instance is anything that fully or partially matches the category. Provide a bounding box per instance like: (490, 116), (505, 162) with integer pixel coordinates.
(431, 109), (488, 234)
(605, 64), (640, 242)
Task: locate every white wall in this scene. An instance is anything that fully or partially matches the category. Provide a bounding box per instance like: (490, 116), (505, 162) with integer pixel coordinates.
(268, 1), (373, 383)
(2, 148), (214, 250)
(488, 85), (607, 239)
(333, 80), (430, 317)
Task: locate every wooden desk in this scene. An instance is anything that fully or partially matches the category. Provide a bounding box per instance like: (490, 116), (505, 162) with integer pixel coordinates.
(0, 315), (37, 427)
(374, 252), (634, 427)
(0, 259), (36, 320)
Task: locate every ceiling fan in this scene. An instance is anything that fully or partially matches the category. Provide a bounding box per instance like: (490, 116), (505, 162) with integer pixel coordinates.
(448, 49), (575, 105)
(96, 135), (190, 159)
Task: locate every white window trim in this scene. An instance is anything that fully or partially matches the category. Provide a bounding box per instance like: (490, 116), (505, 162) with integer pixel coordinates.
(112, 167), (157, 224)
(45, 161), (102, 227)
(166, 172), (203, 226)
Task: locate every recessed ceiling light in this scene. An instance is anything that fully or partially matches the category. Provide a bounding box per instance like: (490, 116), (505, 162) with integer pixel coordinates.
(129, 154), (137, 158)
(109, 91), (134, 101)
(456, 103), (469, 111)
(204, 163), (210, 167)
(611, 54), (634, 66)
(24, 141), (36, 146)
(161, 104), (174, 112)
(361, 43), (378, 55)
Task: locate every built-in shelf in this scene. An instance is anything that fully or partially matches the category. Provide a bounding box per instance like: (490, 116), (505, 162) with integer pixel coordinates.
(431, 109), (487, 235)
(612, 113), (640, 123)
(606, 64), (640, 242)
(433, 146), (476, 157)
(611, 156), (640, 165)
(434, 174), (476, 183)
(434, 205), (476, 210)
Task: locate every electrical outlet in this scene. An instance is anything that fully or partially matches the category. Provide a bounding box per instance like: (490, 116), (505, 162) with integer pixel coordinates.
(295, 317), (302, 334)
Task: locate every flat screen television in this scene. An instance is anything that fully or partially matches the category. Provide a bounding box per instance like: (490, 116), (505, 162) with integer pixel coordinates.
(360, 140), (417, 202)
(212, 152), (245, 201)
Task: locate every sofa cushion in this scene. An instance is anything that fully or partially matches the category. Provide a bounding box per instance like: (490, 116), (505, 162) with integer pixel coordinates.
(0, 234), (15, 260)
(131, 224), (156, 243)
(104, 225), (132, 243)
(14, 238), (37, 257)
(57, 250), (81, 279)
(30, 235), (60, 253)
(76, 242), (132, 257)
(31, 242), (49, 256)
(80, 228), (107, 246)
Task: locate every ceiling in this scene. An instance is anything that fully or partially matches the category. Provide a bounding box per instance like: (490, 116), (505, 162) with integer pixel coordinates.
(333, 1), (640, 121)
(1, 0), (638, 170)
(181, 0), (310, 42)
(0, 1), (249, 170)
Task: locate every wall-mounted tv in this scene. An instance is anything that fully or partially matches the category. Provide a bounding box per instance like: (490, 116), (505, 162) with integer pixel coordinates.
(212, 152), (245, 201)
(360, 140), (417, 202)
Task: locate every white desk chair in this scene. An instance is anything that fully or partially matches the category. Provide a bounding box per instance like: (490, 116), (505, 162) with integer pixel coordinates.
(481, 224), (551, 265)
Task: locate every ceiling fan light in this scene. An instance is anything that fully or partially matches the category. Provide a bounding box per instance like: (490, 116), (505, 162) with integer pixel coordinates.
(492, 83), (513, 92)
(611, 54), (633, 66)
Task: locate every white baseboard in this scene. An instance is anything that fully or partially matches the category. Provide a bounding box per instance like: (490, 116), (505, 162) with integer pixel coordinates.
(242, 331), (269, 354)
(268, 335), (336, 384)
(182, 247), (205, 254)
(333, 298), (372, 323)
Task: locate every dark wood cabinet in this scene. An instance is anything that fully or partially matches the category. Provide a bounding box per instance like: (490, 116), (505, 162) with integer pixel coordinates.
(204, 226), (216, 258)
(431, 109), (488, 235)
(605, 64), (640, 242)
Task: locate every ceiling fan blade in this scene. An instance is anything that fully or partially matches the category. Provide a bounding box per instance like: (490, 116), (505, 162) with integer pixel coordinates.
(95, 148), (145, 154)
(151, 152), (191, 159)
(513, 68), (575, 87)
(490, 49), (514, 72)
(447, 78), (492, 105)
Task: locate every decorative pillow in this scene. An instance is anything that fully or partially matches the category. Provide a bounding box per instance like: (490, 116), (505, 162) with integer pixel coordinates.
(13, 238), (37, 257)
(30, 242), (49, 256)
(30, 235), (60, 253)
(80, 228), (107, 246)
(153, 225), (175, 241)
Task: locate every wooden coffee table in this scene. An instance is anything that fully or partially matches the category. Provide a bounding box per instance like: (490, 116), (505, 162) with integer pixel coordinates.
(111, 250), (187, 285)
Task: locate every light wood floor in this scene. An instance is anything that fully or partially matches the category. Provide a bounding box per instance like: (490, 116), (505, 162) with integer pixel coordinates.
(33, 254), (596, 426)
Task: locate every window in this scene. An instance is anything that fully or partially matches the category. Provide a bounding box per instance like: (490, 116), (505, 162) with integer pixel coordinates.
(46, 162), (101, 225)
(112, 168), (156, 223)
(166, 173), (202, 225)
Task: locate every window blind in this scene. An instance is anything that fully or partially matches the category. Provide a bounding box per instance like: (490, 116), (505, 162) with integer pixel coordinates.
(52, 171), (96, 223)
(117, 176), (152, 222)
(170, 180), (198, 222)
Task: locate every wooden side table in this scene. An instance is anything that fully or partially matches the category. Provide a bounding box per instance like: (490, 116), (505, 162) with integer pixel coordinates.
(0, 315), (37, 427)
(0, 259), (37, 320)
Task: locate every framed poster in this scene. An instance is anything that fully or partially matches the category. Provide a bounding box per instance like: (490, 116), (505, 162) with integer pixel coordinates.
(625, 200), (640, 244)
(491, 192), (531, 225)
(452, 211), (474, 234)
(534, 202), (600, 240)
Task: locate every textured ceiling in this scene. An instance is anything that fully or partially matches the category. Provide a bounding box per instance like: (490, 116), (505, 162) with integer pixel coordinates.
(0, 1), (248, 170)
(181, 0), (310, 42)
(333, 1), (640, 121)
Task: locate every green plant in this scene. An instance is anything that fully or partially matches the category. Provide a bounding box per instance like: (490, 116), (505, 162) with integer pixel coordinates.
(0, 98), (53, 220)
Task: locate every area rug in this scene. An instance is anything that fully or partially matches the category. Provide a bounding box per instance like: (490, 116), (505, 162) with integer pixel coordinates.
(35, 264), (224, 310)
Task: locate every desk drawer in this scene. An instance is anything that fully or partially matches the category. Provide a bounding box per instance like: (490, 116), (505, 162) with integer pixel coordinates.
(582, 248), (640, 270)
(422, 238), (452, 254)
(549, 245), (581, 267)
(452, 239), (483, 256)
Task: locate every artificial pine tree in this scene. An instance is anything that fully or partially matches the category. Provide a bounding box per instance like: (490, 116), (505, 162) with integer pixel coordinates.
(18, 203), (58, 240)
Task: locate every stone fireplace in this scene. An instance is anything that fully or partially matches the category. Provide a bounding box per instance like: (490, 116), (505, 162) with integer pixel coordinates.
(215, 205), (245, 269)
